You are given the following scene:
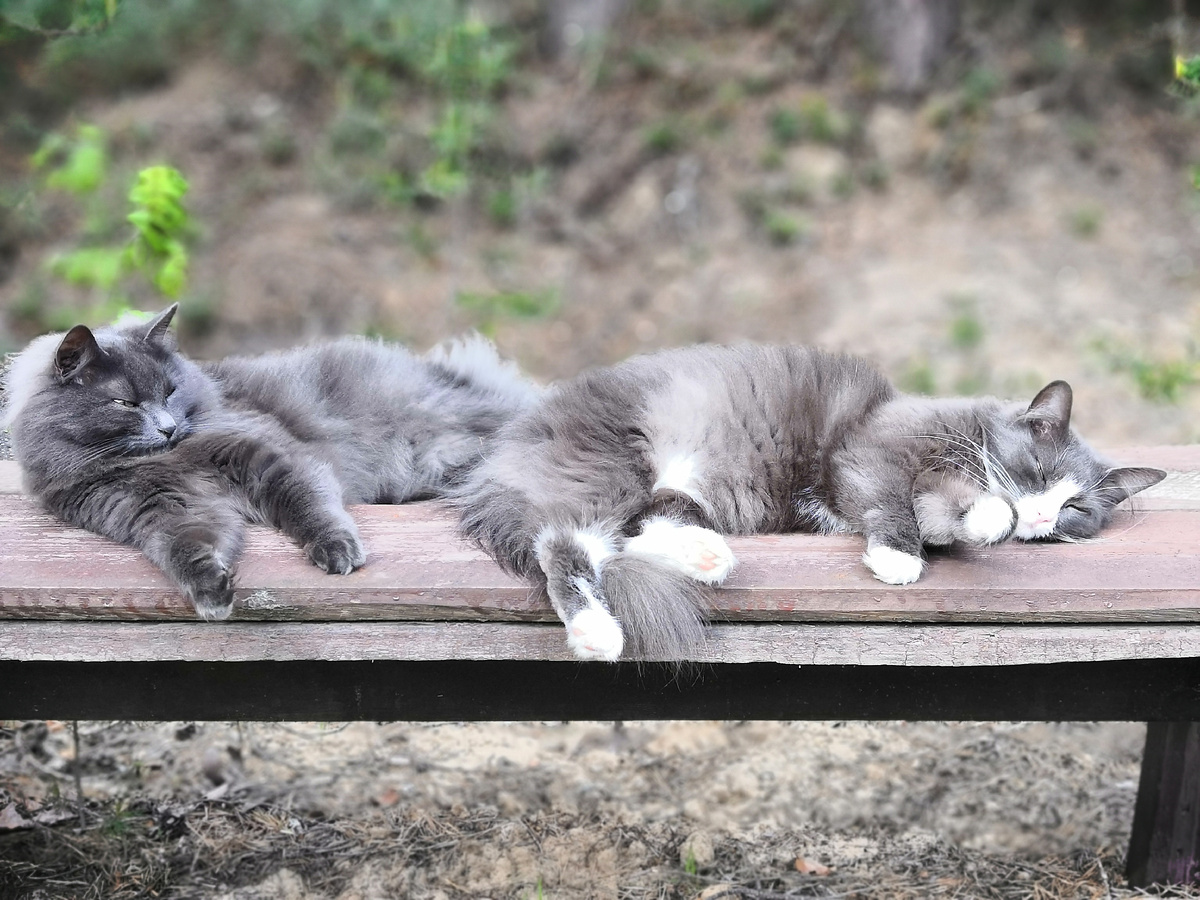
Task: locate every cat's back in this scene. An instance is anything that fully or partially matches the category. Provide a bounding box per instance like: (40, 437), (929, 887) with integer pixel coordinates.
(622, 343), (892, 440)
(208, 335), (536, 418)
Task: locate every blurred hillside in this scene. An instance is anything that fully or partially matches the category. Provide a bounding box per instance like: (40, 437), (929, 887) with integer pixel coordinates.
(2, 0), (1200, 444)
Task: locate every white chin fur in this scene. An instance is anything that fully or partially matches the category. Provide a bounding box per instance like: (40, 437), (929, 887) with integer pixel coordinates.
(1013, 478), (1081, 541)
(1014, 520), (1056, 541)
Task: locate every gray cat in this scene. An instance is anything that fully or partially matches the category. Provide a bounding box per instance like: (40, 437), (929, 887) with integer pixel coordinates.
(2, 305), (539, 620)
(455, 343), (1165, 662)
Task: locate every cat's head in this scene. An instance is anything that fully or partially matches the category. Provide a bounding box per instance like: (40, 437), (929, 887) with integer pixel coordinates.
(3, 305), (217, 466)
(985, 381), (1165, 541)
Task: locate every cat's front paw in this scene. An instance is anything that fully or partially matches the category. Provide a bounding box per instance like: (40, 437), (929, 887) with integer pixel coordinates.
(566, 607), (625, 662)
(626, 519), (736, 584)
(963, 495), (1016, 545)
(862, 545), (924, 585)
(306, 531), (367, 575)
(172, 529), (236, 620)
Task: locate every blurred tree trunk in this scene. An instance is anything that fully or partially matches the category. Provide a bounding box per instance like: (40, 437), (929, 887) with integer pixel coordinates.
(863, 0), (960, 95)
(544, 0), (628, 60)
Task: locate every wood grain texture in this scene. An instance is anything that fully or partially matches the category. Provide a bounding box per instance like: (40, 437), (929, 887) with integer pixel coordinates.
(2, 495), (1199, 622)
(0, 447), (1197, 626)
(6, 621), (1200, 666)
(0, 462), (20, 495)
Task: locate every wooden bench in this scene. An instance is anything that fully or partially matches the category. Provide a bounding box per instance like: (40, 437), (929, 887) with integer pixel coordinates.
(2, 448), (1200, 886)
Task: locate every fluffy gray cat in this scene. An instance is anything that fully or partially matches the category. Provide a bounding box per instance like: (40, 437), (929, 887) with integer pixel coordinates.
(2, 305), (539, 620)
(455, 343), (1166, 662)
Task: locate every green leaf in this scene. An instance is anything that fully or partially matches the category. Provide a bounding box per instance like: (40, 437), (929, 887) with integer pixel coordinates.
(36, 125), (108, 195)
(48, 246), (127, 290)
(154, 242), (188, 298)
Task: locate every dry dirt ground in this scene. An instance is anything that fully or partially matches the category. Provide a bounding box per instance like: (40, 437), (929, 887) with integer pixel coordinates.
(4, 8), (1200, 899)
(0, 718), (1183, 899)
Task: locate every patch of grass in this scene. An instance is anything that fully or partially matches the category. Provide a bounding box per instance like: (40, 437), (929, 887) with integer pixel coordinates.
(960, 66), (1001, 116)
(861, 160), (889, 192)
(1065, 117), (1099, 160)
(643, 120), (685, 156)
(759, 146), (784, 170)
(830, 170), (856, 200)
(705, 0), (781, 27)
(99, 801), (142, 839)
(948, 299), (985, 351)
(1094, 336), (1199, 403)
(487, 186), (518, 229)
(261, 126), (298, 166)
(32, 123), (108, 195)
(800, 96), (844, 144)
(769, 106), (802, 145)
(328, 106), (388, 156)
(456, 287), (559, 336)
(1068, 204), (1103, 238)
(628, 45), (664, 80)
(407, 223), (439, 261)
(1125, 357), (1198, 403)
(899, 359), (937, 395)
(763, 209), (808, 246)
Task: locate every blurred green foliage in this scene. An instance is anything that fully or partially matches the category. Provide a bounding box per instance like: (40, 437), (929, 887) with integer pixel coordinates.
(26, 122), (193, 326)
(125, 165), (190, 298)
(456, 288), (559, 337)
(1094, 336), (1200, 404)
(30, 122), (107, 192)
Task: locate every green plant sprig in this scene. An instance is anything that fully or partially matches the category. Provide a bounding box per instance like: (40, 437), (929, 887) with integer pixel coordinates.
(124, 165), (190, 298)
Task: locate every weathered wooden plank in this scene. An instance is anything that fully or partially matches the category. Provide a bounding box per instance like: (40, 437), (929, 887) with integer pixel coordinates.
(6, 620), (1200, 666)
(1, 493), (1199, 621)
(0, 462), (19, 496)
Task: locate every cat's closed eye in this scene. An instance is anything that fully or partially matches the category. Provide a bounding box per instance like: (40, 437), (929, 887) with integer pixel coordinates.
(112, 398), (138, 409)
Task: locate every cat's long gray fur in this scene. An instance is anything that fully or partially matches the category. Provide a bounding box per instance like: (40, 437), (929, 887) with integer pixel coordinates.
(455, 343), (1166, 661)
(2, 305), (539, 619)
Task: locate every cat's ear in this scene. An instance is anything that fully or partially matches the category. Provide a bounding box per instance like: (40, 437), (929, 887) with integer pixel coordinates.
(143, 304), (179, 345)
(1020, 380), (1072, 443)
(54, 325), (102, 382)
(1097, 466), (1167, 506)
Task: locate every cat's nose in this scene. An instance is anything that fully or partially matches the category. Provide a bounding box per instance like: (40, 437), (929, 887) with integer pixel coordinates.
(158, 422), (176, 439)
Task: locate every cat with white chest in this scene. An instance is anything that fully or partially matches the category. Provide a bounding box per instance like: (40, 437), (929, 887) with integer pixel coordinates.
(455, 343), (1166, 662)
(2, 305), (539, 620)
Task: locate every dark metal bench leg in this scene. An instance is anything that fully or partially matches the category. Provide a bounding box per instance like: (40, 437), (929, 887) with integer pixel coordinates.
(1127, 722), (1200, 887)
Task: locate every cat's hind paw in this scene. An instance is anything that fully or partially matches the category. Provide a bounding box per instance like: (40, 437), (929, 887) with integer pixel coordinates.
(306, 532), (367, 575)
(862, 545), (924, 585)
(566, 607), (625, 662)
(625, 519), (736, 585)
(963, 495), (1016, 545)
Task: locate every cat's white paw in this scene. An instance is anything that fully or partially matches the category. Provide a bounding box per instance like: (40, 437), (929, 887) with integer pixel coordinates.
(862, 545), (924, 585)
(963, 495), (1016, 545)
(625, 519), (736, 584)
(566, 607), (625, 662)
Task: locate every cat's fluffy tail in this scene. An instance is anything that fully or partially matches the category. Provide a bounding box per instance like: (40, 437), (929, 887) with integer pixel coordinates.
(425, 334), (541, 411)
(599, 552), (710, 659)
